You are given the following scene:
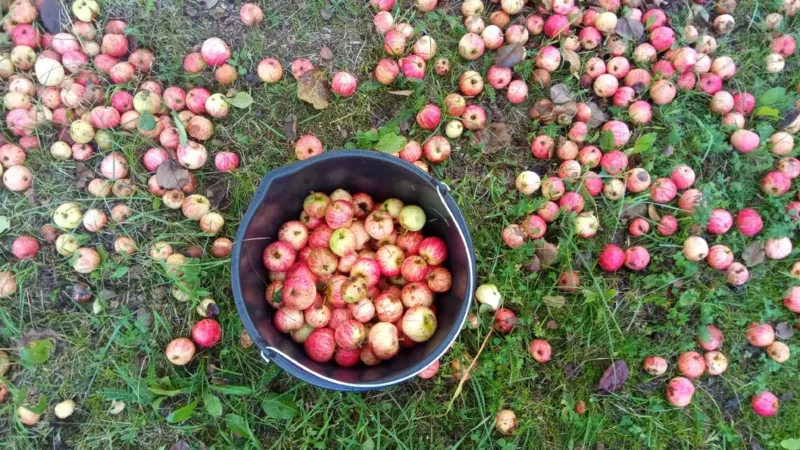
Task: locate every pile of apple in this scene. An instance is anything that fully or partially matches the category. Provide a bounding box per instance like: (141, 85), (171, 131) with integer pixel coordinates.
(262, 189), (449, 368)
(0, 0), (248, 291)
(165, 316), (223, 366)
(653, 323), (786, 416)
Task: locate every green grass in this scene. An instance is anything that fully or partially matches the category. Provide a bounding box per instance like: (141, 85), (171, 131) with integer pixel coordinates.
(1, 0), (800, 448)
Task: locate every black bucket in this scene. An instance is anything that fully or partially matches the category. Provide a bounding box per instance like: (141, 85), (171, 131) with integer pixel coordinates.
(232, 150), (476, 391)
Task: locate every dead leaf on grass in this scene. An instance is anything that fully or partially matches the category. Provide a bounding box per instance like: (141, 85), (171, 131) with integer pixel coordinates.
(320, 46), (333, 60)
(320, 7), (333, 20)
(586, 102), (607, 129)
(240, 329), (254, 348)
(535, 241), (558, 266)
(615, 18), (644, 41)
(560, 49), (580, 74)
(284, 114), (297, 141)
(619, 202), (647, 223)
(776, 322), (794, 339)
(648, 204), (661, 221)
(598, 360), (628, 394)
(297, 69), (331, 110)
(205, 182), (228, 208)
(662, 144), (675, 157)
(742, 242), (765, 267)
(156, 159), (190, 190)
(550, 83), (573, 104)
(495, 43), (526, 68)
(74, 162), (94, 189)
(471, 123), (512, 154)
(40, 0), (64, 33)
(170, 440), (191, 450)
(388, 90), (414, 96)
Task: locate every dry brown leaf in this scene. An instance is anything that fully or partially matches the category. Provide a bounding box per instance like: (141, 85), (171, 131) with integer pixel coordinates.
(560, 49), (580, 74)
(284, 114), (297, 141)
(535, 241), (558, 266)
(74, 162), (93, 189)
(742, 242), (765, 267)
(320, 46), (333, 60)
(388, 90), (414, 96)
(240, 329), (254, 348)
(587, 102), (607, 129)
(495, 43), (526, 68)
(471, 123), (512, 154)
(297, 69), (331, 110)
(648, 204), (661, 221)
(155, 159), (190, 190)
(550, 83), (573, 104)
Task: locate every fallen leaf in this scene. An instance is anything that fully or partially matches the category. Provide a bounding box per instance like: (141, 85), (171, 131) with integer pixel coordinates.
(205, 182), (229, 208)
(615, 18), (644, 41)
(546, 320), (558, 329)
(535, 241), (558, 266)
(74, 162), (94, 189)
(108, 400), (126, 415)
(586, 102), (607, 129)
(495, 43), (526, 68)
(471, 123), (512, 154)
(776, 322), (794, 340)
(780, 109), (800, 130)
(524, 255), (541, 272)
(619, 202), (647, 222)
(742, 242), (765, 267)
(204, 0), (218, 8)
(156, 159), (191, 190)
(560, 49), (580, 74)
(297, 69), (331, 110)
(782, 391), (794, 402)
(553, 101), (577, 120)
(229, 92), (254, 109)
(550, 83), (572, 104)
(24, 188), (36, 204)
(40, 0), (64, 33)
(543, 296), (565, 308)
(320, 7), (332, 20)
(169, 440), (191, 450)
(240, 329), (254, 349)
(388, 90), (414, 96)
(648, 204), (661, 221)
(597, 360), (628, 394)
(662, 144), (675, 157)
(565, 362), (582, 379)
(0, 216), (9, 234)
(284, 114), (297, 141)
(320, 46), (333, 60)
(17, 328), (61, 348)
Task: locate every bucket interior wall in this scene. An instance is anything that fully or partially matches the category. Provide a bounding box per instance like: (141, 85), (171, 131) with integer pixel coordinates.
(235, 153), (472, 387)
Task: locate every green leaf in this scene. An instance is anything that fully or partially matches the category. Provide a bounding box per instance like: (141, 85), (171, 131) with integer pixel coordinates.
(752, 106), (779, 118)
(170, 111), (189, 146)
(210, 385), (254, 396)
(782, 439), (800, 450)
(0, 216), (10, 234)
(138, 111), (156, 131)
(110, 266), (129, 279)
(148, 386), (190, 397)
(225, 413), (253, 439)
(757, 87), (786, 108)
(261, 392), (300, 420)
(374, 133), (407, 154)
(19, 339), (54, 369)
(166, 397), (198, 423)
(599, 130), (616, 151)
(204, 392), (223, 417)
(631, 132), (658, 154)
(230, 92), (254, 109)
(26, 395), (48, 414)
(542, 296), (566, 308)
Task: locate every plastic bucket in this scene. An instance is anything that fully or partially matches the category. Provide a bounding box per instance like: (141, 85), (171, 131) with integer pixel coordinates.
(232, 150), (475, 391)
